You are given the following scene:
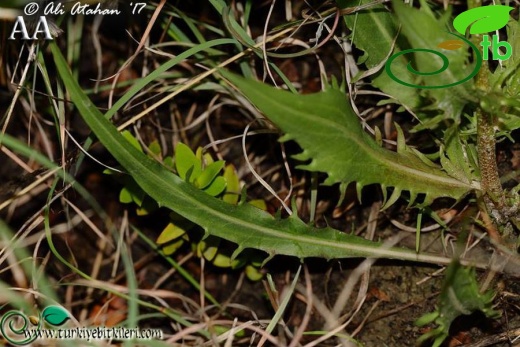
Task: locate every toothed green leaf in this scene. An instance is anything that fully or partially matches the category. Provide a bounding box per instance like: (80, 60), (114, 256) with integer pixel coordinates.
(390, 0), (477, 118)
(50, 42), (472, 269)
(336, 0), (421, 109)
(441, 125), (479, 184)
(221, 70), (477, 207)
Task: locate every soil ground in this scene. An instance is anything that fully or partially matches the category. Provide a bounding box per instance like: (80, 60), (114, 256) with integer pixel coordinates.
(1, 2), (520, 346)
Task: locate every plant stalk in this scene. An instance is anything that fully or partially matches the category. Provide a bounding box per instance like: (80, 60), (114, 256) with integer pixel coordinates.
(469, 0), (508, 228)
(476, 105), (506, 215)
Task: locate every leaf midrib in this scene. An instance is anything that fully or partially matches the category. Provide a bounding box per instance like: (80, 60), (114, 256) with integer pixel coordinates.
(51, 43), (496, 271)
(239, 83), (473, 192)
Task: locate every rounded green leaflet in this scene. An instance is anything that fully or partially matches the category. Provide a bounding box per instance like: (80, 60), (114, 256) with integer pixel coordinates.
(42, 306), (70, 326)
(175, 143), (200, 182)
(453, 5), (514, 35)
(195, 161), (225, 189)
(157, 223), (186, 244)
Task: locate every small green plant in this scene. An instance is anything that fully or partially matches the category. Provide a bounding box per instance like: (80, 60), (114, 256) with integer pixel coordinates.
(113, 133), (265, 279)
(43, 0), (520, 344)
(216, 2), (520, 341)
(341, 0), (520, 243)
(49, 0), (520, 272)
(415, 261), (500, 347)
(220, 71), (477, 208)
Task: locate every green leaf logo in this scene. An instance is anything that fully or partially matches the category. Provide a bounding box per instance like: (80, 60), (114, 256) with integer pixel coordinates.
(453, 5), (513, 35)
(42, 306), (70, 326)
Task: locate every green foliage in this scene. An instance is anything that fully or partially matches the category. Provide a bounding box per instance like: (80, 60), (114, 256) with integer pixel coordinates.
(108, 128), (265, 279)
(175, 143), (226, 195)
(113, 131), (263, 278)
(37, 1), (520, 343)
(416, 261), (500, 347)
(222, 164), (240, 204)
(339, 0), (520, 136)
(440, 125), (480, 184)
(500, 17), (520, 96)
(161, 146), (264, 279)
(390, 0), (476, 107)
(221, 70), (477, 208)
(341, 0), (476, 120)
(53, 42), (460, 267)
(156, 222), (187, 255)
(337, 0), (421, 109)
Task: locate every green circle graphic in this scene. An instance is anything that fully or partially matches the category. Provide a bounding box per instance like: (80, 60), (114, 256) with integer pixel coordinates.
(0, 310), (38, 345)
(385, 32), (482, 89)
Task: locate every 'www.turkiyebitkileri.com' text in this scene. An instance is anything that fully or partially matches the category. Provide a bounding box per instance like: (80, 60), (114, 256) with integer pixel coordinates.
(22, 326), (163, 341)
